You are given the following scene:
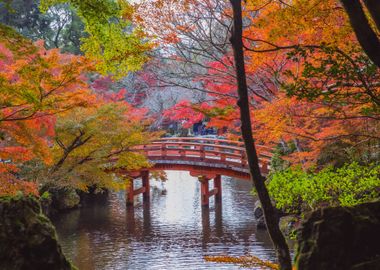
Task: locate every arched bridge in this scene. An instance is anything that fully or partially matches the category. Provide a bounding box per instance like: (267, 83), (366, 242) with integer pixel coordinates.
(139, 137), (272, 179)
(127, 137), (272, 207)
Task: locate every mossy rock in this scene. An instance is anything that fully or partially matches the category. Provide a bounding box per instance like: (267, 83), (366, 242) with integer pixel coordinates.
(51, 188), (80, 211)
(295, 201), (380, 270)
(40, 191), (54, 216)
(0, 195), (77, 270)
(279, 215), (300, 238)
(256, 216), (267, 230)
(254, 201), (263, 219)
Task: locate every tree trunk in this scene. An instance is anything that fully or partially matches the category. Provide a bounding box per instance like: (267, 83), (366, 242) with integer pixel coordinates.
(228, 0), (292, 269)
(363, 0), (380, 31)
(341, 0), (380, 68)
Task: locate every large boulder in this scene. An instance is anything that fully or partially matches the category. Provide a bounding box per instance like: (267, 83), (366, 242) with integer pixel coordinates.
(0, 196), (76, 270)
(295, 201), (380, 270)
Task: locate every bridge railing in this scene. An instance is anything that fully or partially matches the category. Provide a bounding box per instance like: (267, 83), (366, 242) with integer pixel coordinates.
(134, 137), (272, 171)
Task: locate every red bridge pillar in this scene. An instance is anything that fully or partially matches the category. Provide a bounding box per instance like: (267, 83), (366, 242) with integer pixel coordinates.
(198, 174), (222, 207)
(214, 175), (222, 203)
(199, 176), (210, 207)
(142, 170), (150, 202)
(126, 178), (135, 206)
(126, 170), (150, 207)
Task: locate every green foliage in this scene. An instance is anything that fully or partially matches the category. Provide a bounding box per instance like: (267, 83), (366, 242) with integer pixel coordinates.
(267, 162), (380, 213)
(40, 0), (152, 77)
(0, 0), (84, 54)
(40, 191), (51, 200)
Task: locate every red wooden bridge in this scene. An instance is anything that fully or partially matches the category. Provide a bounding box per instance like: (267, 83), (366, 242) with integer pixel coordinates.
(126, 137), (272, 207)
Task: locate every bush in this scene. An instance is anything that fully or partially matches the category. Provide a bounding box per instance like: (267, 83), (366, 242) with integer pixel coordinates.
(267, 162), (380, 214)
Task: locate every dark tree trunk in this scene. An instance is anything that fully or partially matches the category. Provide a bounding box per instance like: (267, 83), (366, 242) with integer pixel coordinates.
(363, 0), (380, 31)
(341, 0), (380, 68)
(228, 1), (292, 269)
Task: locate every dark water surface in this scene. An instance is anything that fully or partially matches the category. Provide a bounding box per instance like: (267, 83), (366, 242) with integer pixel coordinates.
(52, 171), (276, 270)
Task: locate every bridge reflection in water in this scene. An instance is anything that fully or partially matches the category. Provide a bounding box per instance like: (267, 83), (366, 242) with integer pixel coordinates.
(52, 171), (276, 270)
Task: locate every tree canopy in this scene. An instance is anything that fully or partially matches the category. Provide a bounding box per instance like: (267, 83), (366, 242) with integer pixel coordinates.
(0, 24), (152, 196)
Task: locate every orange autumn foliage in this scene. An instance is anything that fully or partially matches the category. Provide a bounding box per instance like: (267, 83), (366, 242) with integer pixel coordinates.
(136, 0), (379, 167)
(0, 26), (95, 196)
(205, 255), (280, 269)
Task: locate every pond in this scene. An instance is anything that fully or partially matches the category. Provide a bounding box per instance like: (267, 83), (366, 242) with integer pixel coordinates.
(52, 171), (277, 270)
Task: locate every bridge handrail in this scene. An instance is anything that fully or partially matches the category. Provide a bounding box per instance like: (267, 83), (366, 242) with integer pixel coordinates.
(140, 144), (272, 160)
(149, 142), (243, 152)
(127, 137), (273, 176)
(154, 137), (244, 145)
(152, 137), (272, 151)
(139, 138), (272, 158)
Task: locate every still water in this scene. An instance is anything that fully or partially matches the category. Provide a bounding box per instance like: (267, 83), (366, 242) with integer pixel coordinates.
(52, 171), (276, 270)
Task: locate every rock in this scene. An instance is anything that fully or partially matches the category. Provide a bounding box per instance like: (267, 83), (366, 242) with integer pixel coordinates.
(40, 191), (55, 217)
(295, 201), (380, 270)
(256, 216), (267, 230)
(254, 201), (264, 219)
(52, 188), (80, 211)
(0, 196), (76, 270)
(279, 215), (300, 238)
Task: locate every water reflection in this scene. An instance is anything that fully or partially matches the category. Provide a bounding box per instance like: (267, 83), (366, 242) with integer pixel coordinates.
(52, 171), (276, 270)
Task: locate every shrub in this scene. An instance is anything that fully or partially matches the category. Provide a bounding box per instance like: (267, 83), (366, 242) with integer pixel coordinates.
(267, 162), (380, 213)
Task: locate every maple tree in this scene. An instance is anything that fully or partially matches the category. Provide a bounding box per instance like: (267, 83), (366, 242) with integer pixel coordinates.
(238, 0), (380, 167)
(149, 0), (379, 168)
(0, 24), (153, 196)
(0, 24), (93, 196)
(37, 98), (151, 192)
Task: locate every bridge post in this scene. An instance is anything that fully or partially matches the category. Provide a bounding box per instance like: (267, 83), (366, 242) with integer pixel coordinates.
(126, 178), (135, 206)
(241, 151), (247, 167)
(214, 175), (222, 203)
(142, 170), (150, 202)
(261, 162), (269, 175)
(200, 145), (205, 160)
(199, 176), (210, 207)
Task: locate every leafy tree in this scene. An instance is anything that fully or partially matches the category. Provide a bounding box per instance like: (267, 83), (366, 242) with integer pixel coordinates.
(0, 25), (153, 196)
(39, 101), (152, 191)
(0, 25), (93, 196)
